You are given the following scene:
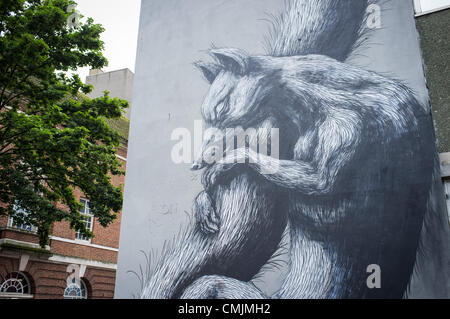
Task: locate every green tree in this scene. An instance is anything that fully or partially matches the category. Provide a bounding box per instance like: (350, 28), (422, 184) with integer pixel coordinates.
(0, 0), (128, 247)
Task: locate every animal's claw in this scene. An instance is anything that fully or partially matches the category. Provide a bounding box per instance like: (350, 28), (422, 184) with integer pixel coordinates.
(194, 191), (220, 235)
(202, 163), (234, 190)
(199, 215), (220, 234)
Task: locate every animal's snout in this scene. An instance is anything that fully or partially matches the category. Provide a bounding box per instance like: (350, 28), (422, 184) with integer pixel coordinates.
(191, 130), (224, 171)
(191, 161), (206, 171)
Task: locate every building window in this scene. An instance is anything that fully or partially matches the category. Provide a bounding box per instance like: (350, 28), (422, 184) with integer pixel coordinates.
(63, 278), (88, 299)
(0, 272), (31, 295)
(445, 180), (450, 223)
(414, 0), (450, 15)
(75, 199), (94, 242)
(7, 204), (37, 233)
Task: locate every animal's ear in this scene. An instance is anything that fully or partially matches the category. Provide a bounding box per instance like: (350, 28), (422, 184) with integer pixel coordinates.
(194, 61), (222, 84)
(209, 48), (249, 75)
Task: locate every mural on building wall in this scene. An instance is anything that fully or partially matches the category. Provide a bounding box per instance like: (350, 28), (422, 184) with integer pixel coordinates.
(129, 0), (449, 299)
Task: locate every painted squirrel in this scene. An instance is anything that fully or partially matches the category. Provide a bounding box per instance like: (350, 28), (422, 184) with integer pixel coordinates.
(141, 0), (450, 299)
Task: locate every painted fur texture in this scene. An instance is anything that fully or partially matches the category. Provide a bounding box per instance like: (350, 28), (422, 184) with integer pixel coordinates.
(186, 53), (437, 298)
(139, 168), (289, 299)
(140, 0), (450, 299)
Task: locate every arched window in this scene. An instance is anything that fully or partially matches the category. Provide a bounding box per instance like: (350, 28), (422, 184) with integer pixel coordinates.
(63, 277), (88, 299)
(0, 272), (31, 295)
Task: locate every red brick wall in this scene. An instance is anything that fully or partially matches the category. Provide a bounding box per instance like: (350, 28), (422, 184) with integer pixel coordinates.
(0, 256), (116, 299)
(84, 267), (116, 299)
(51, 194), (123, 248)
(51, 220), (75, 240)
(0, 215), (7, 228)
(28, 261), (67, 299)
(91, 216), (122, 249)
(1, 154), (126, 246)
(0, 151), (126, 298)
(50, 240), (117, 264)
(51, 157), (125, 249)
(0, 256), (17, 280)
(117, 146), (128, 160)
(0, 229), (40, 245)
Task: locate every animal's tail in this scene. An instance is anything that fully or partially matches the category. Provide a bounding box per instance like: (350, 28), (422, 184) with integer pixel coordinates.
(266, 0), (373, 61)
(135, 171), (289, 299)
(407, 156), (450, 298)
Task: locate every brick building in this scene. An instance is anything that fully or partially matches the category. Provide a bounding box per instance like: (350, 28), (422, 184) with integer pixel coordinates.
(0, 68), (131, 299)
(0, 144), (127, 299)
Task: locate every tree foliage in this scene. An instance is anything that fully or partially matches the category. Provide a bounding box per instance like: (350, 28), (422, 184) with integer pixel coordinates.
(0, 0), (128, 247)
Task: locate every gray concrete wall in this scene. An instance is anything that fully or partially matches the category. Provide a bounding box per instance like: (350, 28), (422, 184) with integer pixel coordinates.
(86, 68), (134, 119)
(115, 0), (439, 298)
(416, 9), (450, 153)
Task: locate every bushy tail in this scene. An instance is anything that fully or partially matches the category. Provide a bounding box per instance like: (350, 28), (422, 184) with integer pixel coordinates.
(266, 0), (372, 61)
(407, 157), (450, 298)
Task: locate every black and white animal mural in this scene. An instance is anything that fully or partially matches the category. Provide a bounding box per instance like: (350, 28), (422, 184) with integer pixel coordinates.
(117, 0), (450, 299)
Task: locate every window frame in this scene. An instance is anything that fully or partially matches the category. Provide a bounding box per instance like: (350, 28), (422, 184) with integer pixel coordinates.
(444, 180), (450, 224)
(0, 272), (33, 299)
(7, 203), (38, 233)
(414, 0), (450, 16)
(74, 198), (94, 243)
(63, 277), (88, 299)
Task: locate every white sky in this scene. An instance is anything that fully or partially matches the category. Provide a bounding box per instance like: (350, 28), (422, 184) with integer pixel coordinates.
(73, 0), (141, 82)
(68, 0), (450, 82)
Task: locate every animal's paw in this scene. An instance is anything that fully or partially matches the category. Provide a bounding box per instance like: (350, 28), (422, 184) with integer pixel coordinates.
(194, 191), (220, 235)
(201, 163), (232, 190)
(201, 149), (250, 189)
